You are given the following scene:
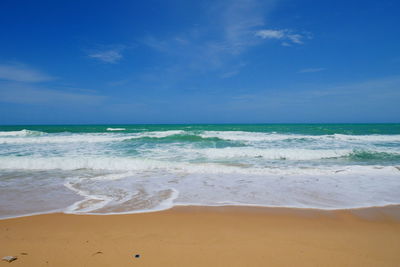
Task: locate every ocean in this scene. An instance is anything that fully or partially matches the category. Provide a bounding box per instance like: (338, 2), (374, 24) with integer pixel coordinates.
(0, 124), (400, 218)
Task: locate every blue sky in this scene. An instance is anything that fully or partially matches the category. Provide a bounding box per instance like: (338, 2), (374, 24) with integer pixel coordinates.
(0, 0), (399, 124)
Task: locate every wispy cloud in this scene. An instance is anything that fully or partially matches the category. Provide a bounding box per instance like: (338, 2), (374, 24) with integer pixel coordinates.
(0, 63), (54, 82)
(220, 70), (240, 78)
(88, 48), (124, 63)
(298, 68), (326, 73)
(138, 0), (285, 81)
(0, 61), (105, 109)
(309, 75), (400, 98)
(0, 82), (105, 106)
(254, 29), (285, 39)
(228, 75), (400, 116)
(255, 29), (310, 46)
(220, 62), (247, 78)
(217, 0), (269, 54)
(137, 0), (312, 84)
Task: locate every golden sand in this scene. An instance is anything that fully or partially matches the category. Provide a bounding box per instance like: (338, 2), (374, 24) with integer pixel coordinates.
(1, 206), (400, 266)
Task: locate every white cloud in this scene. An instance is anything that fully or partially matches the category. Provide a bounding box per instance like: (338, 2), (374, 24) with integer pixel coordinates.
(287, 33), (304, 44)
(0, 63), (54, 82)
(299, 68), (326, 73)
(254, 29), (285, 39)
(88, 49), (123, 63)
(255, 29), (310, 46)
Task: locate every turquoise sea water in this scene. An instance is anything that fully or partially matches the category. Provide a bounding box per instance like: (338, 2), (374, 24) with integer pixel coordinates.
(1, 124), (400, 218)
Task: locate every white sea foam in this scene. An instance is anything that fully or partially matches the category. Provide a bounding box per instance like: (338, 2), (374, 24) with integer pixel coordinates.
(0, 130), (186, 144)
(185, 147), (352, 160)
(60, 165), (400, 214)
(64, 181), (114, 213)
(331, 134), (400, 142)
(200, 131), (293, 141)
(1, 130), (399, 145)
(0, 155), (399, 176)
(106, 128), (126, 131)
(200, 131), (400, 143)
(1, 158), (400, 217)
(0, 134), (133, 144)
(144, 130), (185, 138)
(64, 178), (179, 214)
(0, 129), (44, 137)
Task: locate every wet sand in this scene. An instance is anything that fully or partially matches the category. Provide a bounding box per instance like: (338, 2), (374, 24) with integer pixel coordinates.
(1, 206), (400, 266)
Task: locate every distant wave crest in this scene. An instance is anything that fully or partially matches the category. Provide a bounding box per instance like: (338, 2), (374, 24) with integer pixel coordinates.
(106, 128), (126, 131)
(0, 129), (45, 137)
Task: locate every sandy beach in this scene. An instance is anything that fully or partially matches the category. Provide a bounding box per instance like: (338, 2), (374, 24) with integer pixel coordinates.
(1, 206), (400, 267)
(1, 0), (400, 264)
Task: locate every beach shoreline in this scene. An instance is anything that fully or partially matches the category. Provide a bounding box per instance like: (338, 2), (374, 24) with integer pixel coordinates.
(2, 125), (400, 217)
(1, 205), (400, 266)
